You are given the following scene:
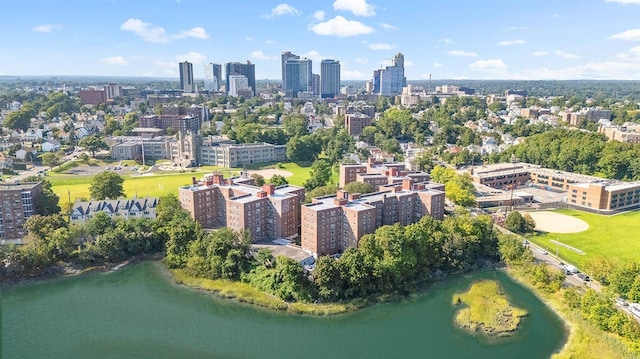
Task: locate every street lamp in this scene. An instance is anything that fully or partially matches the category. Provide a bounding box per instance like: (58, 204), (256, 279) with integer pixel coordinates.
(509, 153), (518, 212)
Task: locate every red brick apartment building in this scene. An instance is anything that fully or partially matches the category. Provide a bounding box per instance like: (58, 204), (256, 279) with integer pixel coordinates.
(339, 159), (429, 190)
(179, 173), (304, 241)
(301, 177), (445, 257)
(0, 182), (42, 243)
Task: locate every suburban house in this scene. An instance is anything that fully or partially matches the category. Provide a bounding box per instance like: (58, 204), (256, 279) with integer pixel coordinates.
(41, 140), (61, 153)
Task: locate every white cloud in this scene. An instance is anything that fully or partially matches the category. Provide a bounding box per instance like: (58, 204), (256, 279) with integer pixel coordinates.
(246, 36), (254, 42)
(355, 58), (369, 64)
(498, 39), (525, 46)
(447, 50), (478, 57)
(176, 51), (207, 64)
(263, 3), (300, 18)
(440, 38), (454, 44)
(433, 63), (444, 68)
(120, 18), (209, 43)
(265, 39), (276, 44)
(341, 70), (368, 79)
(521, 61), (640, 80)
(313, 10), (325, 21)
(532, 51), (549, 57)
(504, 26), (530, 32)
(250, 50), (271, 60)
(333, 0), (375, 16)
(468, 59), (507, 71)
(174, 27), (209, 40)
(368, 43), (395, 50)
(604, 0), (640, 4)
(302, 50), (323, 62)
(310, 16), (374, 37)
(607, 28), (640, 41)
(99, 56), (128, 65)
(33, 24), (62, 33)
(554, 50), (580, 59)
(380, 23), (398, 31)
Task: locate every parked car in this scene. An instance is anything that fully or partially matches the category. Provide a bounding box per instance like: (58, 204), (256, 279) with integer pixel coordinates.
(538, 248), (548, 255)
(576, 273), (590, 281)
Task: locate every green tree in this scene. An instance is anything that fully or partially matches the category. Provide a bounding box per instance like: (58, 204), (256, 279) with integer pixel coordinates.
(3, 107), (35, 131)
(79, 135), (108, 157)
(303, 158), (332, 191)
(306, 185), (338, 202)
(40, 152), (61, 168)
(269, 174), (288, 186)
(89, 171), (125, 200)
(34, 180), (61, 215)
(285, 135), (321, 164)
(343, 181), (373, 194)
(251, 173), (265, 186)
(282, 114), (309, 137)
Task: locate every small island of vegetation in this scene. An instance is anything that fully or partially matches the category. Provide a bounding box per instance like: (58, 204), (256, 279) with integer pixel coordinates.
(453, 280), (527, 336)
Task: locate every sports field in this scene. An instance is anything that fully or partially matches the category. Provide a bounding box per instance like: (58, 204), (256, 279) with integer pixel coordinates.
(527, 209), (640, 268)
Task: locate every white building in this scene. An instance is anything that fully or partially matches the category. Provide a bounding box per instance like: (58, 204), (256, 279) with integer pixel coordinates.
(228, 75), (250, 97)
(70, 197), (159, 223)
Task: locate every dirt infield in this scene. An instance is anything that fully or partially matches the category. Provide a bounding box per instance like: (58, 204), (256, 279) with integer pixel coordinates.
(245, 168), (293, 179)
(525, 211), (589, 234)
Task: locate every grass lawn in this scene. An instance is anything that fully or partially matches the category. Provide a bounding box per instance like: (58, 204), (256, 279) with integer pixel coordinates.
(528, 208), (640, 269)
(47, 161), (323, 203)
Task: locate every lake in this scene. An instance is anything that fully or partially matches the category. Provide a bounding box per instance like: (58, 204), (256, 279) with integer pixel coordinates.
(1, 262), (566, 359)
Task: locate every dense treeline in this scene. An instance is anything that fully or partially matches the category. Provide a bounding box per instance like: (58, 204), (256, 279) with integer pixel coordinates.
(168, 212), (500, 303)
(0, 195), (182, 281)
(489, 128), (640, 180)
(498, 234), (640, 354)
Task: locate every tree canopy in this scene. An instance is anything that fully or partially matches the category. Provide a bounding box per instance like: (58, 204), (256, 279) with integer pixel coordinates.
(89, 171), (125, 200)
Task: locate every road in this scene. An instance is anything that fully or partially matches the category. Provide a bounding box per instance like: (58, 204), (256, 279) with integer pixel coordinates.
(526, 241), (639, 323)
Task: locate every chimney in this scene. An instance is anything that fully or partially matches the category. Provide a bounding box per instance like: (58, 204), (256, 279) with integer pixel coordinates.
(348, 193), (361, 200)
(392, 185), (403, 193)
(212, 173), (224, 185)
(337, 190), (349, 199)
(191, 176), (197, 185)
(263, 184), (275, 195)
(390, 167), (399, 177)
(257, 191), (267, 198)
(333, 197), (348, 206)
(402, 178), (413, 190)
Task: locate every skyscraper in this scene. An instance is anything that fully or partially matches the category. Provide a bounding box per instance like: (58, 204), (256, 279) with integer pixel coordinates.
(320, 59), (340, 98)
(205, 63), (222, 92)
(179, 61), (195, 93)
(281, 51), (299, 91)
(371, 52), (406, 96)
(284, 58), (312, 98)
(225, 61), (256, 97)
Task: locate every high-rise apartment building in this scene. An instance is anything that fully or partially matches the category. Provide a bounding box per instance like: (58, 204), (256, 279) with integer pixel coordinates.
(320, 59), (340, 98)
(228, 75), (250, 97)
(179, 173), (305, 241)
(179, 61), (195, 93)
(284, 58), (312, 98)
(225, 61), (256, 97)
(301, 177), (445, 257)
(281, 51), (299, 91)
(0, 182), (43, 243)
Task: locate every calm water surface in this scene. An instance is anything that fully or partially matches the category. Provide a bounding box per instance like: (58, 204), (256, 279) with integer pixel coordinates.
(1, 262), (566, 359)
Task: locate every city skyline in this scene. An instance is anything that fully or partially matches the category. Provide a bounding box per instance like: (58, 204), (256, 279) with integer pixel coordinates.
(3, 0), (640, 80)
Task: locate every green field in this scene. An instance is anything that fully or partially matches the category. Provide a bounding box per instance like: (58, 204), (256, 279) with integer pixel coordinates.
(528, 209), (640, 268)
(49, 161), (321, 203)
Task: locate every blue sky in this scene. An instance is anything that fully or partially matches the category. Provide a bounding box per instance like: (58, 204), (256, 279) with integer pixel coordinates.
(2, 0), (640, 80)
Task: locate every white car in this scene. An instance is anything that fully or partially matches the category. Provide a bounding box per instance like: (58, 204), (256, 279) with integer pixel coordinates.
(538, 248), (548, 255)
